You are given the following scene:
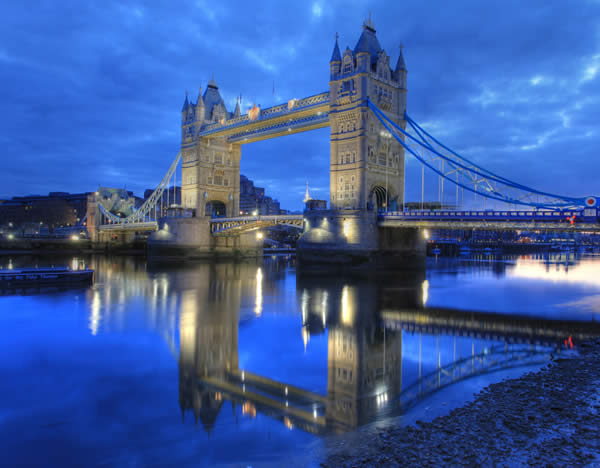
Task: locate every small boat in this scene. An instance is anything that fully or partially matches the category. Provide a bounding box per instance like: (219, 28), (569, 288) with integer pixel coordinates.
(0, 267), (94, 288)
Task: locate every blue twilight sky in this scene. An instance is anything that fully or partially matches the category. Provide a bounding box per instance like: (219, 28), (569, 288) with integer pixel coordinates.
(1, 0), (600, 211)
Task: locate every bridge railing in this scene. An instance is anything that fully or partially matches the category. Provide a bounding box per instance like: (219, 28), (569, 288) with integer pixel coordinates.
(379, 208), (599, 224)
(197, 92), (330, 139)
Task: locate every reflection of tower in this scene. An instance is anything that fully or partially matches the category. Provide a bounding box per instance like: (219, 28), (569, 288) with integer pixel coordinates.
(297, 273), (417, 432)
(178, 263), (242, 433)
(325, 284), (402, 432)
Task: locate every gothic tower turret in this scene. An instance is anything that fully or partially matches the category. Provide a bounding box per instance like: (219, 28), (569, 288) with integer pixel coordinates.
(330, 33), (342, 79)
(328, 18), (407, 211)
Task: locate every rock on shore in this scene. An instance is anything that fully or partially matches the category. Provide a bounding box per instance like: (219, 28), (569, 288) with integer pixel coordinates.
(324, 339), (600, 467)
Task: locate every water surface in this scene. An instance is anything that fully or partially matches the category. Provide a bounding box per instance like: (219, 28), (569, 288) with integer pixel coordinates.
(1, 253), (599, 467)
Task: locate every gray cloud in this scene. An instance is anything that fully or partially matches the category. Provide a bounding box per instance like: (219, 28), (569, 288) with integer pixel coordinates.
(1, 0), (599, 209)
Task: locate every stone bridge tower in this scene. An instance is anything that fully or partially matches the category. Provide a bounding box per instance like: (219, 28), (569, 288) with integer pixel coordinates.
(180, 80), (242, 218)
(328, 18), (407, 212)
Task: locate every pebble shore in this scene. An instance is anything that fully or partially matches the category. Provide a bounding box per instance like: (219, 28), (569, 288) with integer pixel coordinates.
(324, 339), (600, 467)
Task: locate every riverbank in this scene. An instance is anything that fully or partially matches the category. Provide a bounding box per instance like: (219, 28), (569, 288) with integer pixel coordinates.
(323, 338), (600, 467)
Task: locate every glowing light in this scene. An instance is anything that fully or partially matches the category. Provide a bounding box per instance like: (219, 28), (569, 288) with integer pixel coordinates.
(284, 416), (294, 430)
(343, 219), (351, 238)
(7, 234), (14, 240)
(288, 99), (297, 110)
(256, 232), (263, 240)
(423, 229), (429, 239)
(71, 234), (79, 241)
(252, 210), (258, 216)
(241, 370), (245, 381)
(421, 279), (429, 306)
(285, 386), (288, 396)
(341, 286), (354, 326)
(255, 267), (263, 316)
(248, 104), (260, 121)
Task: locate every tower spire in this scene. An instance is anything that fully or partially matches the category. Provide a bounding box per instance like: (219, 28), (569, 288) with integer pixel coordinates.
(330, 32), (341, 62)
(303, 181), (312, 203)
(395, 44), (406, 72)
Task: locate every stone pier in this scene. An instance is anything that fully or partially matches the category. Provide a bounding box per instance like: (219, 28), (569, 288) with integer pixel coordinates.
(297, 210), (425, 270)
(147, 217), (262, 261)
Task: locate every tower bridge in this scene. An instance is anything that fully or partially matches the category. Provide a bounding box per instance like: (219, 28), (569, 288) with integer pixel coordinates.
(90, 17), (599, 263)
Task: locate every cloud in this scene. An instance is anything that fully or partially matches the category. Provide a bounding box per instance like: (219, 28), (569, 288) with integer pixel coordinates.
(1, 0), (600, 211)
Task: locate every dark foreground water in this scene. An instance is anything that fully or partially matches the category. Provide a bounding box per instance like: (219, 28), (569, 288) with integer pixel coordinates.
(1, 252), (600, 467)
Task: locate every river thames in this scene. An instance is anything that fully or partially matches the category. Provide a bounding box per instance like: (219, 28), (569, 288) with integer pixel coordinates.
(1, 252), (599, 467)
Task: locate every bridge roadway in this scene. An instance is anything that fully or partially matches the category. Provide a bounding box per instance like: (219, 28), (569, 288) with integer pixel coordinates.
(196, 92), (330, 144)
(97, 208), (600, 234)
(379, 209), (600, 231)
(210, 214), (304, 235)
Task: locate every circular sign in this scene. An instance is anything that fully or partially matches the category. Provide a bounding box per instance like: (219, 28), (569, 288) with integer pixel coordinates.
(585, 197), (597, 207)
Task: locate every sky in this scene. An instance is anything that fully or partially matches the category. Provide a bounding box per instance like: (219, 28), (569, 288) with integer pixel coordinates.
(1, 0), (600, 211)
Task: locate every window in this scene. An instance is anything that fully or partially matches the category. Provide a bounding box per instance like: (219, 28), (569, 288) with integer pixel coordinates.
(207, 177), (213, 185)
(214, 175), (223, 185)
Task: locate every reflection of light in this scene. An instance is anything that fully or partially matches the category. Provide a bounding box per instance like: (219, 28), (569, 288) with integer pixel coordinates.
(313, 405), (318, 419)
(511, 258), (600, 286)
(284, 416), (294, 430)
(8, 258), (13, 270)
(341, 286), (354, 326)
(302, 326), (310, 351)
(89, 289), (101, 335)
(421, 280), (429, 306)
(376, 392), (389, 407)
(254, 267), (263, 316)
(301, 289), (309, 324)
(242, 401), (256, 418)
(321, 291), (328, 327)
(343, 219), (351, 238)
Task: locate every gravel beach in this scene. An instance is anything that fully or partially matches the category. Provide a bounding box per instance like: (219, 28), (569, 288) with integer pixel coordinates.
(323, 339), (600, 467)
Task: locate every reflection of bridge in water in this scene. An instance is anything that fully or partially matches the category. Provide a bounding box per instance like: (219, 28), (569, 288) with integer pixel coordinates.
(175, 264), (600, 436)
(78, 256), (600, 435)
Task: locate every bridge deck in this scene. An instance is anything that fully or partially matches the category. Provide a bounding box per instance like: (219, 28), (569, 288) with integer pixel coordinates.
(379, 209), (600, 231)
(195, 92), (330, 144)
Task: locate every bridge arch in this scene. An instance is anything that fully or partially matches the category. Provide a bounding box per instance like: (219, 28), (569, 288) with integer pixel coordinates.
(205, 200), (226, 218)
(369, 185), (392, 211)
